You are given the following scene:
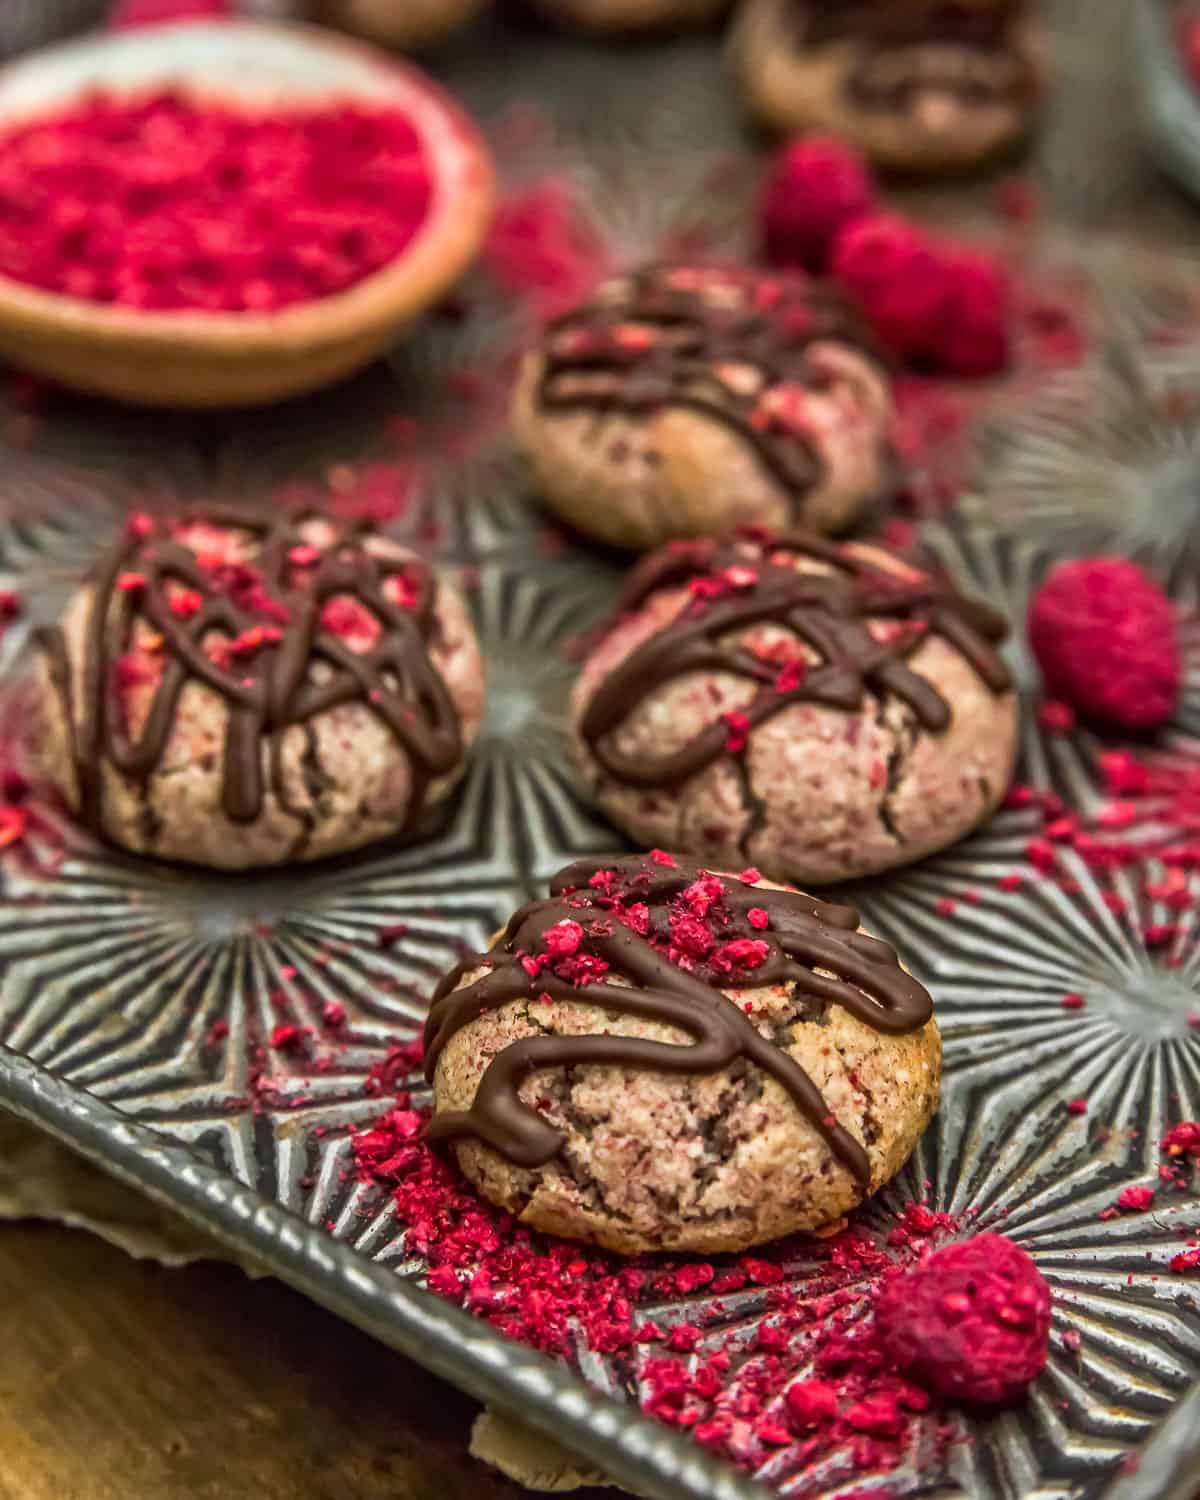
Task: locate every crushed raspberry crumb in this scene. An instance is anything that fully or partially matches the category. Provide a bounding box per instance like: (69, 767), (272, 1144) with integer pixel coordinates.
(125, 512), (156, 539)
(0, 805), (26, 849)
(715, 937), (770, 971)
(1067, 1098), (1088, 1116)
(483, 179), (610, 323)
(722, 711), (751, 754)
(649, 849), (677, 867)
(1037, 700), (1075, 734)
(0, 92), (433, 312)
(1061, 993), (1085, 1010)
(169, 589), (203, 619)
(785, 1378), (840, 1427)
(1116, 1185), (1155, 1213)
(669, 911), (715, 959)
(747, 907), (770, 930)
(1164, 1122), (1200, 1155)
(543, 919), (583, 957)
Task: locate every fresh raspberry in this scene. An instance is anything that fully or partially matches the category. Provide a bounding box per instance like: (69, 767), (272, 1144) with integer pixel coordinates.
(831, 214), (948, 361)
(873, 1234), (1051, 1407)
(759, 136), (877, 273)
(1028, 559), (1179, 730)
(831, 213), (1010, 376)
(934, 247), (1012, 378)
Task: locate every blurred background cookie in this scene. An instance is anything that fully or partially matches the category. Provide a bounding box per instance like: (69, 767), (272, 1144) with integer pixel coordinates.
(571, 532), (1017, 882)
(512, 264), (895, 551)
(34, 512), (484, 869)
(426, 855), (941, 1254)
(313, 0), (490, 49)
(527, 0), (728, 35)
(732, 0), (1046, 173)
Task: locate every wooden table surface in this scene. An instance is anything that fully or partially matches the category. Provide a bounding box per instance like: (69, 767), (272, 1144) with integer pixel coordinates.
(0, 1220), (613, 1500)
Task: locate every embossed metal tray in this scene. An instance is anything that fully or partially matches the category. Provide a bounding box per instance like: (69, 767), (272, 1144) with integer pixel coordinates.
(1, 4), (1199, 1499)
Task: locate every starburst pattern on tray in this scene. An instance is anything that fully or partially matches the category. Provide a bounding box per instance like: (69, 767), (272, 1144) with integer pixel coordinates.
(974, 334), (1200, 569)
(0, 445), (1195, 1496)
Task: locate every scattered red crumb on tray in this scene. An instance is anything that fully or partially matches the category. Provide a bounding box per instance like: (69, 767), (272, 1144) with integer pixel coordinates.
(483, 179), (612, 323)
(352, 1044), (1054, 1478)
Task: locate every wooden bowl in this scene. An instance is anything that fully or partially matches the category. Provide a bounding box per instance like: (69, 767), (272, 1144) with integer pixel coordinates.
(0, 21), (494, 408)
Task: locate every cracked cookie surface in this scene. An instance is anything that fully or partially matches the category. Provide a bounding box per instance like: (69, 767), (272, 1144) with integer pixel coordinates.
(33, 511), (483, 870)
(427, 855), (941, 1254)
(511, 264), (894, 552)
(570, 532), (1017, 884)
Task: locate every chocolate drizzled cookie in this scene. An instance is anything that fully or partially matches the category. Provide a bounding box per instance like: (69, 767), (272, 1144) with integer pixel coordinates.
(511, 264), (896, 550)
(734, 0), (1043, 172)
(570, 532), (1018, 885)
(581, 533), (1011, 790)
(426, 855), (942, 1254)
(34, 511), (484, 869)
(538, 265), (888, 506)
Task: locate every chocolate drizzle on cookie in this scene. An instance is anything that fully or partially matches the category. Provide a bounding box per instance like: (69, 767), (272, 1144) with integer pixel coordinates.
(425, 855), (934, 1185)
(796, 0), (1035, 110)
(580, 534), (1011, 790)
(536, 265), (891, 512)
(37, 511), (462, 838)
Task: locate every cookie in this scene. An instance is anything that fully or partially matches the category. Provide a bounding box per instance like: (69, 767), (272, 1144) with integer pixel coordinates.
(529, 0), (727, 34)
(511, 264), (895, 552)
(34, 511), (483, 870)
(732, 0), (1045, 174)
(571, 532), (1017, 884)
(313, 0), (489, 49)
(426, 854), (941, 1255)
